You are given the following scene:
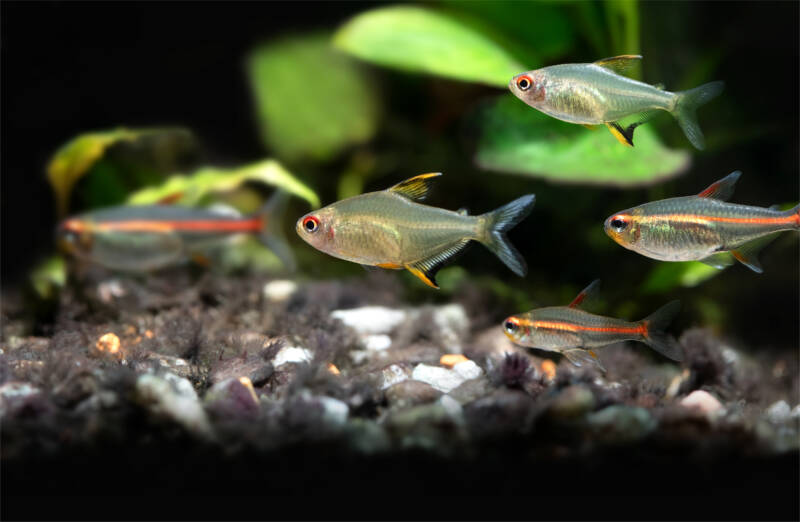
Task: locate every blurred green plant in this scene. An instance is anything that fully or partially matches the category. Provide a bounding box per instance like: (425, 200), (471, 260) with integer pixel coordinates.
(29, 255), (66, 300)
(47, 127), (196, 217)
(247, 33), (380, 163)
(475, 95), (690, 185)
(334, 5), (524, 87)
(126, 159), (319, 209)
(334, 2), (695, 185)
(640, 261), (722, 294)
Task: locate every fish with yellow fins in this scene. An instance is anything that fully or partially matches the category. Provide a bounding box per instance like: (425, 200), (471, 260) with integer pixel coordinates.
(57, 191), (295, 271)
(509, 54), (723, 149)
(503, 280), (683, 370)
(296, 173), (535, 288)
(605, 171), (800, 273)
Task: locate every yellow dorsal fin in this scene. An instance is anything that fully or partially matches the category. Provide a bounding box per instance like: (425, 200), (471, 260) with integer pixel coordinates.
(593, 55), (642, 76)
(387, 172), (442, 202)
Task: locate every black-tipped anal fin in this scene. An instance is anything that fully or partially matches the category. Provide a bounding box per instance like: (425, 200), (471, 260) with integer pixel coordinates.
(404, 239), (471, 290)
(388, 172), (442, 202)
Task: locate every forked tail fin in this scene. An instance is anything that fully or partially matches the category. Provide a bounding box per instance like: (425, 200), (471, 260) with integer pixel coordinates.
(641, 300), (683, 361)
(671, 81), (724, 150)
(257, 190), (296, 271)
(478, 194), (536, 276)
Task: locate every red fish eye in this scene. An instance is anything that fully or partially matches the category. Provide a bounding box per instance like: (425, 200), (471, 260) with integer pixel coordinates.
(516, 75), (532, 91)
(303, 216), (320, 233)
(609, 216), (629, 232)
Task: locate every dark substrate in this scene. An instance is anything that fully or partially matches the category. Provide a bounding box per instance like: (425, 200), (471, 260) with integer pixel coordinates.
(1, 269), (798, 520)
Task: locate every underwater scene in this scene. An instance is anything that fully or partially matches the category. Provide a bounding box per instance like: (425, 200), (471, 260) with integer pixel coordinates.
(2, 1), (798, 519)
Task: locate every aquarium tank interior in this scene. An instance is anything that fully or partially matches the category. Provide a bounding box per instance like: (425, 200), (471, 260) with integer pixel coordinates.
(1, 1), (798, 520)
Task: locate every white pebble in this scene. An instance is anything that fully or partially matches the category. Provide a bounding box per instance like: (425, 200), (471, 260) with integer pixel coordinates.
(680, 390), (725, 418)
(412, 364), (466, 393)
(331, 306), (407, 335)
(136, 373), (212, 438)
(438, 394), (463, 418)
(262, 280), (298, 302)
(765, 400), (791, 424)
(380, 364), (411, 390)
(273, 345), (313, 367)
(318, 396), (349, 428)
(363, 334), (392, 352)
(452, 360), (482, 380)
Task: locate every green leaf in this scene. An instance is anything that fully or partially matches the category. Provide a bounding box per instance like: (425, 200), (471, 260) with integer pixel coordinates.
(47, 127), (195, 217)
(440, 0), (574, 63)
(641, 261), (723, 294)
(126, 159), (320, 209)
(474, 95), (690, 185)
(334, 5), (524, 87)
(247, 33), (379, 163)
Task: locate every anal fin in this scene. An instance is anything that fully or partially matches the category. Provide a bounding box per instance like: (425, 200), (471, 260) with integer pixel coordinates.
(698, 252), (734, 269)
(405, 239), (471, 289)
(729, 232), (781, 274)
(606, 122), (635, 147)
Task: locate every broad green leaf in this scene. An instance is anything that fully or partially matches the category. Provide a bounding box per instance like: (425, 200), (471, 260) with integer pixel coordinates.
(441, 0), (574, 63)
(30, 255), (66, 299)
(47, 127), (195, 216)
(126, 159), (320, 209)
(248, 33), (379, 163)
(334, 5), (524, 87)
(641, 261), (723, 294)
(475, 95), (690, 185)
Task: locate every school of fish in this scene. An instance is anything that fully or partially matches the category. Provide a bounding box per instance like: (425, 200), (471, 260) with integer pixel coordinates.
(55, 53), (798, 372)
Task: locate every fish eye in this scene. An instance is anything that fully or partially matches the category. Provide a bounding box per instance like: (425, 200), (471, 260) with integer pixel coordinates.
(504, 320), (518, 334)
(516, 76), (532, 91)
(302, 216), (320, 233)
(610, 217), (628, 232)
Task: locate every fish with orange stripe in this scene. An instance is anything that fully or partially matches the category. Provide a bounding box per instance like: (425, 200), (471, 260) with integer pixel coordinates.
(605, 171), (800, 273)
(503, 280), (683, 370)
(57, 191), (295, 271)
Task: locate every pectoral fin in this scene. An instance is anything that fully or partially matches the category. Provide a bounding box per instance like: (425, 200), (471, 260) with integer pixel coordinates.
(376, 262), (403, 269)
(562, 349), (606, 372)
(404, 239), (471, 289)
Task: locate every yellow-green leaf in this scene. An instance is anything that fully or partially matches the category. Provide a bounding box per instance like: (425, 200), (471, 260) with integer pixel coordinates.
(334, 5), (524, 87)
(30, 255), (67, 299)
(126, 159), (320, 209)
(47, 127), (194, 216)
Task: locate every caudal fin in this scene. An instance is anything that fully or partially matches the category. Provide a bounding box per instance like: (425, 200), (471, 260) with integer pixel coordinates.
(478, 194), (535, 276)
(257, 190), (296, 271)
(671, 81), (724, 150)
(641, 300), (683, 361)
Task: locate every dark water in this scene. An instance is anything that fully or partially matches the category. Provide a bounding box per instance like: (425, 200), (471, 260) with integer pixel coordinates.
(3, 3), (797, 329)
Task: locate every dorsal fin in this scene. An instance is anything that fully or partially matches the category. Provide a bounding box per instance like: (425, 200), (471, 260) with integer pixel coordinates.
(388, 172), (442, 201)
(568, 279), (601, 309)
(697, 171), (741, 200)
(593, 55), (642, 75)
